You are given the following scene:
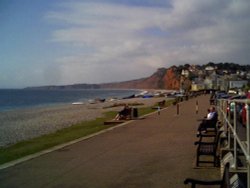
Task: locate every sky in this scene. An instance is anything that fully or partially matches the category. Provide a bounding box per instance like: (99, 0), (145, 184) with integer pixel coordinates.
(0, 0), (250, 88)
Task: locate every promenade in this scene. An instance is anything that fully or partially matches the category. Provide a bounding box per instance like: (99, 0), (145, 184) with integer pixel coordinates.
(0, 95), (220, 188)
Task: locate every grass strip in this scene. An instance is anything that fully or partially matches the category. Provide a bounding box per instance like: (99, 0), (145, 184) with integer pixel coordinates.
(0, 100), (174, 165)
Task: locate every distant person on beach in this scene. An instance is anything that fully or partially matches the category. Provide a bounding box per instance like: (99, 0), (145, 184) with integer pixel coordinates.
(197, 106), (218, 133)
(115, 105), (131, 120)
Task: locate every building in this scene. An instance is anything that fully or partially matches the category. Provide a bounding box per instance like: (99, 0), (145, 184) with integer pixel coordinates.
(191, 83), (205, 91)
(229, 80), (248, 89)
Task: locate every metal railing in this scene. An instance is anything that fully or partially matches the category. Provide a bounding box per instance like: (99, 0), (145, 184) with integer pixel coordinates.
(217, 98), (250, 187)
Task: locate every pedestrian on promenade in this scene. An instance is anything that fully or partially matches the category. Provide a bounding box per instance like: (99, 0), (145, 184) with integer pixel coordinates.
(197, 106), (218, 134)
(157, 106), (161, 115)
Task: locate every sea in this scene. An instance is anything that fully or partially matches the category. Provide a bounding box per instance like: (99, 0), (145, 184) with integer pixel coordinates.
(0, 89), (139, 112)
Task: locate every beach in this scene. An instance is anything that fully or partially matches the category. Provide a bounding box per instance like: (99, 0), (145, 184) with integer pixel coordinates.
(0, 97), (169, 147)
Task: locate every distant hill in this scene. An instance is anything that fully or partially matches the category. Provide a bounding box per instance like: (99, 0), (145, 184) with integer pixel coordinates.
(25, 83), (101, 90)
(26, 66), (182, 90)
(100, 67), (181, 90)
(25, 62), (250, 90)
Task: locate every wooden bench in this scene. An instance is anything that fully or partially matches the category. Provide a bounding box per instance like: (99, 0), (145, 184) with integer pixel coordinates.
(197, 113), (218, 135)
(195, 130), (222, 167)
(184, 163), (247, 187)
(158, 100), (165, 107)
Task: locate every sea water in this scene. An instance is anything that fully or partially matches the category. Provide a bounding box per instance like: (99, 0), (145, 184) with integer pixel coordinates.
(0, 89), (139, 112)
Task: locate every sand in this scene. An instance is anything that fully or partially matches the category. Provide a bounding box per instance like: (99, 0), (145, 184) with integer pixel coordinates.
(0, 97), (169, 147)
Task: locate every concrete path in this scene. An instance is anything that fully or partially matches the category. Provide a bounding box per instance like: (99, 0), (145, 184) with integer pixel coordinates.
(0, 95), (220, 188)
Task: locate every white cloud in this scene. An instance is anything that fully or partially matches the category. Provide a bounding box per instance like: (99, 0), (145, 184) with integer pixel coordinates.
(45, 0), (250, 84)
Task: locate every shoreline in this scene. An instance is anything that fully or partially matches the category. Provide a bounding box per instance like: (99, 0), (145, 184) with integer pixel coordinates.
(0, 88), (143, 113)
(0, 96), (170, 147)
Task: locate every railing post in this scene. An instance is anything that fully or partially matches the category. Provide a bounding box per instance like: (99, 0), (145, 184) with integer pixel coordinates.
(233, 102), (237, 169)
(246, 104), (250, 159)
(196, 100), (198, 114)
(246, 104), (250, 188)
(224, 100), (227, 128)
(228, 101), (231, 149)
(218, 100), (222, 122)
(177, 103), (179, 115)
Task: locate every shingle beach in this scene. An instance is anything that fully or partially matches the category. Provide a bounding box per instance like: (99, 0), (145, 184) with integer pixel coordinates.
(0, 97), (167, 147)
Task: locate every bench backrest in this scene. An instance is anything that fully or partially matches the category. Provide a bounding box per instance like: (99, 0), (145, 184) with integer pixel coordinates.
(229, 173), (246, 188)
(183, 163), (246, 187)
(221, 164), (247, 188)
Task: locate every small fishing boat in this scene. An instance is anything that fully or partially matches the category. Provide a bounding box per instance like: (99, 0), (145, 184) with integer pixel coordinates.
(72, 102), (84, 105)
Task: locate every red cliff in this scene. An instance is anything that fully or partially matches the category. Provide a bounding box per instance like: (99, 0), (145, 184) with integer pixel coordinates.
(100, 66), (182, 90)
(163, 67), (180, 90)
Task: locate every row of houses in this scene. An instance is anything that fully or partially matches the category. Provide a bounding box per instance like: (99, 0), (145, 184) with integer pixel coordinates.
(183, 66), (249, 92)
(191, 76), (248, 92)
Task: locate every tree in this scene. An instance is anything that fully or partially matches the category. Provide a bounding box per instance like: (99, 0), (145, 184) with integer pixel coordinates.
(207, 62), (215, 67)
(184, 63), (190, 69)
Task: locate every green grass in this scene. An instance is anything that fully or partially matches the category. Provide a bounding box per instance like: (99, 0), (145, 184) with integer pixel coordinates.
(137, 106), (155, 115)
(0, 101), (174, 165)
(0, 111), (116, 165)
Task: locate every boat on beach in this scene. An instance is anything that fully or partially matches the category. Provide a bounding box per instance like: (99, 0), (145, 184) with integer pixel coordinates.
(72, 102), (84, 105)
(88, 98), (106, 104)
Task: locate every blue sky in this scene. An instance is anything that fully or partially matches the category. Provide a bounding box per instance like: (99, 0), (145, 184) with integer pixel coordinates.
(0, 0), (250, 88)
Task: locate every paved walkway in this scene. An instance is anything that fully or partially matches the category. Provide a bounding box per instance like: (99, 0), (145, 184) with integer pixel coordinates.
(0, 95), (220, 188)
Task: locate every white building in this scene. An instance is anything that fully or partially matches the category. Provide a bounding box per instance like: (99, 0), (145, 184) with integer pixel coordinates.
(229, 80), (248, 89)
